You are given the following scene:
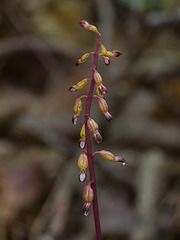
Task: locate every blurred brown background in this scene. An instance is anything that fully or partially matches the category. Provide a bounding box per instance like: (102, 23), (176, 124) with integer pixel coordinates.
(0, 0), (180, 240)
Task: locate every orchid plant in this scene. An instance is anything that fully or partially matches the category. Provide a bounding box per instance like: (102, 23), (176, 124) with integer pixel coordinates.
(69, 20), (125, 240)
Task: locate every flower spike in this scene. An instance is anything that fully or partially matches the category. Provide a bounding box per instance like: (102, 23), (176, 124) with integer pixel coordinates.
(70, 20), (125, 237)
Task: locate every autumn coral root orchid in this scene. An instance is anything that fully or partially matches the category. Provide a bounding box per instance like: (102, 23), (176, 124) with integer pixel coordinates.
(69, 20), (124, 240)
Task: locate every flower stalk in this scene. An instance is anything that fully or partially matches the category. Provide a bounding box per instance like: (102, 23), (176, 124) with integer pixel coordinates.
(69, 20), (125, 240)
(84, 33), (102, 239)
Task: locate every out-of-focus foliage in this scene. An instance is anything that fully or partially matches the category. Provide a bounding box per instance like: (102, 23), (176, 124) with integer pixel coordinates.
(0, 0), (180, 240)
(116, 0), (180, 11)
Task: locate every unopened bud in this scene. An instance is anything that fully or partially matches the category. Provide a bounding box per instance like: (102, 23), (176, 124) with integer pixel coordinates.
(87, 118), (98, 133)
(112, 50), (122, 57)
(68, 86), (77, 92)
(79, 124), (86, 148)
(72, 115), (78, 125)
(79, 170), (87, 182)
(83, 184), (94, 203)
(94, 69), (102, 85)
(114, 156), (126, 165)
(98, 150), (115, 161)
(76, 78), (89, 89)
(98, 98), (108, 113)
(100, 43), (107, 54)
(96, 85), (104, 98)
(69, 78), (90, 92)
(79, 20), (99, 35)
(74, 98), (82, 114)
(93, 131), (102, 144)
(103, 56), (110, 66)
(83, 202), (91, 216)
(98, 83), (107, 95)
(79, 20), (89, 28)
(72, 98), (82, 124)
(76, 53), (91, 66)
(102, 50), (122, 58)
(98, 98), (113, 122)
(79, 139), (86, 148)
(80, 124), (85, 138)
(104, 112), (113, 122)
(78, 152), (88, 171)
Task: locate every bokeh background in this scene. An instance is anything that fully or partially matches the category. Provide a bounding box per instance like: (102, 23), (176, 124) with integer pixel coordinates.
(0, 0), (180, 240)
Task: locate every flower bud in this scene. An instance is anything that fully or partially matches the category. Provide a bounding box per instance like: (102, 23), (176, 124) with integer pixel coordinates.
(98, 98), (113, 122)
(94, 69), (102, 85)
(103, 56), (110, 66)
(69, 78), (90, 92)
(76, 53), (91, 66)
(102, 50), (122, 58)
(112, 50), (122, 57)
(78, 152), (88, 171)
(98, 98), (108, 113)
(68, 86), (77, 92)
(72, 116), (77, 124)
(93, 131), (102, 144)
(83, 202), (91, 216)
(87, 118), (98, 133)
(100, 43), (107, 55)
(96, 85), (104, 98)
(79, 20), (89, 28)
(114, 156), (126, 165)
(98, 150), (115, 161)
(72, 98), (82, 124)
(98, 83), (107, 95)
(79, 124), (86, 148)
(73, 98), (82, 115)
(83, 184), (94, 203)
(79, 170), (87, 182)
(79, 20), (99, 35)
(104, 112), (113, 122)
(97, 150), (126, 164)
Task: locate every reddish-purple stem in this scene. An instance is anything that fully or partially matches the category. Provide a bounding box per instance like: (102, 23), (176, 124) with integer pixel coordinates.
(84, 34), (102, 240)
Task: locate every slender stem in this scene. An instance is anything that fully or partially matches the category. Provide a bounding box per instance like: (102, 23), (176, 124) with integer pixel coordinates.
(84, 34), (102, 240)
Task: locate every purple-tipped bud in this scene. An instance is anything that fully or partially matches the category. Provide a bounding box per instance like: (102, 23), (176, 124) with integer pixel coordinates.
(72, 116), (78, 125)
(69, 86), (77, 92)
(103, 56), (110, 66)
(83, 202), (91, 216)
(112, 50), (122, 57)
(104, 112), (113, 122)
(114, 156), (126, 165)
(98, 150), (115, 161)
(79, 139), (86, 148)
(79, 20), (99, 35)
(98, 84), (107, 95)
(93, 131), (102, 144)
(79, 170), (87, 182)
(79, 20), (89, 28)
